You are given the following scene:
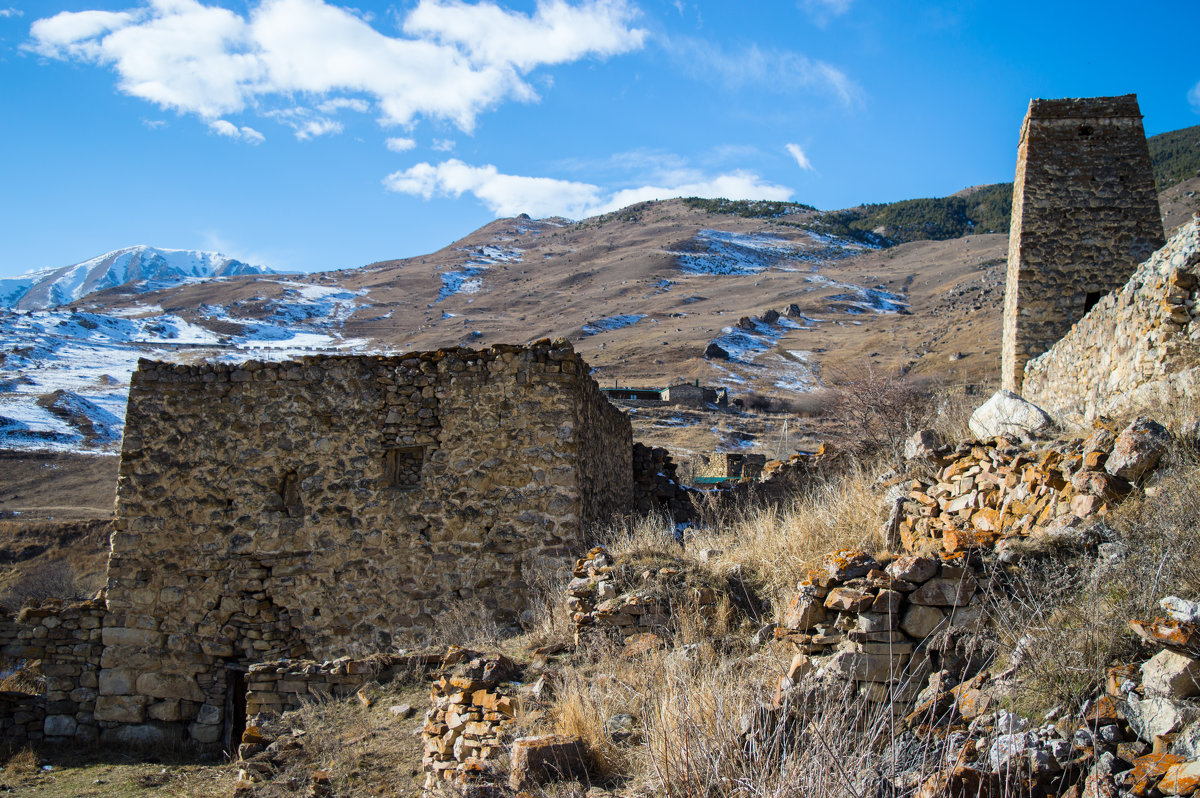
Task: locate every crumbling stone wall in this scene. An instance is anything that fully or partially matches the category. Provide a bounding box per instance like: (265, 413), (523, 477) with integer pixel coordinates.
(1001, 94), (1164, 392)
(631, 443), (694, 521)
(0, 598), (106, 745)
(1022, 218), (1200, 427)
(101, 340), (631, 747)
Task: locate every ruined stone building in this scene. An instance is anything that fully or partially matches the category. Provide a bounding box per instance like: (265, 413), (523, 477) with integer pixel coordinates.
(1001, 94), (1165, 392)
(1, 340), (633, 748)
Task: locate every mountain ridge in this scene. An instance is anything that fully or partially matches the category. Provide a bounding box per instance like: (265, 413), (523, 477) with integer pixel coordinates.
(0, 245), (277, 311)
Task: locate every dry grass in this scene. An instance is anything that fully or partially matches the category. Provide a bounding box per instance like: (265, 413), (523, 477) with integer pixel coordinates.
(690, 464), (890, 604)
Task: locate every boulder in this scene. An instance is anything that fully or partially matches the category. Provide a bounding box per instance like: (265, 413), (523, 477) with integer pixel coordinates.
(901, 604), (946, 639)
(824, 549), (880, 581)
(968, 390), (1054, 441)
(704, 342), (729, 360)
(508, 734), (589, 790)
(783, 595), (827, 631)
(1159, 759), (1200, 796)
(1125, 696), (1200, 744)
(1162, 597), (1200, 625)
(1142, 650), (1200, 699)
(1106, 417), (1170, 482)
(887, 556), (939, 584)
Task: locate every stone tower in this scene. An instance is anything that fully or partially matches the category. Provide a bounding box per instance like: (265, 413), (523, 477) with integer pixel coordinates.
(1001, 94), (1164, 392)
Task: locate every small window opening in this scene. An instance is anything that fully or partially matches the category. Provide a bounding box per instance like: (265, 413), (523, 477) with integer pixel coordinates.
(1084, 290), (1103, 313)
(280, 470), (302, 517)
(1078, 124), (1094, 138)
(384, 446), (425, 489)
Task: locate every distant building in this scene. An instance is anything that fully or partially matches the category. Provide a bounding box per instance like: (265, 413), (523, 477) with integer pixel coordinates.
(602, 379), (728, 408)
(695, 451), (767, 481)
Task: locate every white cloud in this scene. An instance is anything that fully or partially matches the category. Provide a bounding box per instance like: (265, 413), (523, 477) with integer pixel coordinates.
(209, 119), (265, 144)
(799, 0), (851, 25)
(785, 142), (813, 171)
(1190, 80), (1200, 114)
(317, 97), (370, 114)
(383, 159), (793, 219)
(665, 37), (860, 107)
(431, 138), (455, 152)
(0, 8), (23, 17)
(28, 0), (647, 137)
(385, 136), (417, 152)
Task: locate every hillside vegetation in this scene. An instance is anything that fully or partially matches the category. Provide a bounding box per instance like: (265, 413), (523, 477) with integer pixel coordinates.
(689, 125), (1199, 248)
(1150, 124), (1200, 190)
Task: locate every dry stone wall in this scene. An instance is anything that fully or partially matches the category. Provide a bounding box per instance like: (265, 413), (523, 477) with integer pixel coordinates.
(101, 340), (631, 747)
(1022, 218), (1200, 427)
(1002, 94), (1165, 392)
(0, 598), (106, 745)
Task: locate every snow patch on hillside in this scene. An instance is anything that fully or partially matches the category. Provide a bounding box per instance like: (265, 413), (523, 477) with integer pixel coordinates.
(671, 230), (870, 275)
(438, 245), (524, 301)
(581, 314), (646, 336)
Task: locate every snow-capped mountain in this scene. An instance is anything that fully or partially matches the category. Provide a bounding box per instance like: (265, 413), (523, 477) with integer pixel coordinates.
(0, 245), (275, 310)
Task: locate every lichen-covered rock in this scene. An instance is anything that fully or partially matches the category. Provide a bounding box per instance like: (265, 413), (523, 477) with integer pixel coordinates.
(1107, 417), (1171, 482)
(508, 734), (589, 791)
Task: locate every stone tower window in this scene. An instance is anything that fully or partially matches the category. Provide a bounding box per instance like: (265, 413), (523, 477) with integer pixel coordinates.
(1078, 124), (1093, 138)
(384, 446), (425, 489)
(1084, 291), (1103, 313)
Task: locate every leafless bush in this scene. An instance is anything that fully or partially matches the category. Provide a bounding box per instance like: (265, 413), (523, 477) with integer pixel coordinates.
(825, 365), (934, 462)
(2, 560), (80, 608)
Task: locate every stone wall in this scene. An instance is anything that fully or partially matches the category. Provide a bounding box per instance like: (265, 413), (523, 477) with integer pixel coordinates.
(0, 598), (106, 745)
(101, 339), (631, 746)
(1022, 218), (1200, 427)
(631, 443), (694, 521)
(1001, 94), (1164, 392)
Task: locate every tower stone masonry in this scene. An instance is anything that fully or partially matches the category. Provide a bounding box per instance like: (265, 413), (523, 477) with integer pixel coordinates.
(1001, 94), (1165, 392)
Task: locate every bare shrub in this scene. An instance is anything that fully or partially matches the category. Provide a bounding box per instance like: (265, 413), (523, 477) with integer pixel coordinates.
(2, 559), (80, 607)
(825, 365), (933, 462)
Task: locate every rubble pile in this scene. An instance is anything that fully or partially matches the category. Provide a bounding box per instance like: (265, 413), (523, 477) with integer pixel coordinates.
(567, 546), (721, 650)
(864, 595), (1200, 798)
(898, 417), (1170, 556)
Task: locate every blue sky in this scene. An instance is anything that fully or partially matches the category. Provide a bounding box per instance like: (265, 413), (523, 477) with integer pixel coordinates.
(1, 0), (1198, 278)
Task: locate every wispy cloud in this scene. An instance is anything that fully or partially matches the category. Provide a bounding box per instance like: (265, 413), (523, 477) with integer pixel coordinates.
(664, 37), (861, 107)
(785, 142), (813, 171)
(208, 119), (265, 144)
(386, 136), (417, 152)
(431, 138), (456, 152)
(27, 0), (647, 139)
(798, 0), (851, 26)
(383, 158), (793, 219)
(1190, 80), (1200, 114)
(0, 7), (23, 17)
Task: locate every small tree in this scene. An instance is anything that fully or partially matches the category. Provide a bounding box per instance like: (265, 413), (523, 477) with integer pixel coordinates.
(826, 364), (931, 462)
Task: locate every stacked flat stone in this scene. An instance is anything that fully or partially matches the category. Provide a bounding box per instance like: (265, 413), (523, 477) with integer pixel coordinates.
(0, 598), (105, 745)
(776, 550), (980, 707)
(421, 649), (518, 795)
(567, 546), (717, 647)
(631, 442), (695, 522)
(1023, 217), (1200, 427)
(898, 417), (1167, 556)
